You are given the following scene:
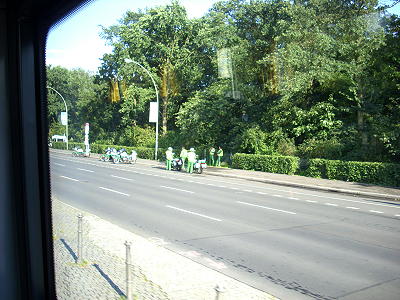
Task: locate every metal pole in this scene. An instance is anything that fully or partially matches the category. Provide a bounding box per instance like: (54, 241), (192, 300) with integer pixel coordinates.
(47, 86), (68, 150)
(215, 284), (226, 300)
(124, 59), (159, 160)
(125, 241), (133, 300)
(77, 214), (83, 263)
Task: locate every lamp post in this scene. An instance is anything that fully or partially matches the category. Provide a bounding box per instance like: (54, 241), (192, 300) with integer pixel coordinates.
(47, 86), (68, 150)
(124, 58), (159, 160)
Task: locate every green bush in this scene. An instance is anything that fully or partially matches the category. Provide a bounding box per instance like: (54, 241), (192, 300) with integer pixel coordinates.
(304, 158), (400, 187)
(232, 153), (299, 175)
(297, 138), (344, 160)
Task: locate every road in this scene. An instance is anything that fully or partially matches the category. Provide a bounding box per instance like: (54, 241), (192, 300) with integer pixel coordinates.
(50, 152), (400, 300)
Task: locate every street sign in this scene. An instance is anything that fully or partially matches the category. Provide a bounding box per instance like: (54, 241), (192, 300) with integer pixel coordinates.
(60, 111), (68, 125)
(149, 102), (158, 123)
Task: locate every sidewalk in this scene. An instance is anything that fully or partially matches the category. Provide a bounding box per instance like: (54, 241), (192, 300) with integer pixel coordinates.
(52, 198), (277, 300)
(50, 149), (400, 201)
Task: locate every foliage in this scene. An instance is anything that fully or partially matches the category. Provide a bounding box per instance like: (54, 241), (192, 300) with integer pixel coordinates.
(232, 153), (299, 174)
(302, 158), (400, 187)
(297, 138), (344, 160)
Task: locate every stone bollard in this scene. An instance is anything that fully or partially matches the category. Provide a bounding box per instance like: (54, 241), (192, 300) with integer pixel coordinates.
(125, 241), (133, 300)
(215, 284), (226, 300)
(77, 214), (83, 263)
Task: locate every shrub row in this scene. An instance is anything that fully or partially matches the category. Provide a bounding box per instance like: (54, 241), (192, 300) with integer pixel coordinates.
(231, 153), (400, 187)
(302, 158), (400, 187)
(232, 153), (299, 175)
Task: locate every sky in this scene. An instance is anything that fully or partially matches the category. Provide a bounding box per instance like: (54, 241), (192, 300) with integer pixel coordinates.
(46, 0), (400, 73)
(46, 0), (220, 73)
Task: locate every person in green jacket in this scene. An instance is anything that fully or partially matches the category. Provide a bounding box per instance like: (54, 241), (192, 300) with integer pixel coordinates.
(180, 147), (188, 170)
(216, 146), (223, 167)
(187, 148), (196, 173)
(165, 147), (173, 170)
(209, 147), (215, 166)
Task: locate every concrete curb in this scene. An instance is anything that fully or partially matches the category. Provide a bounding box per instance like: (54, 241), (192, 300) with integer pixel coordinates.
(206, 172), (400, 202)
(50, 149), (400, 202)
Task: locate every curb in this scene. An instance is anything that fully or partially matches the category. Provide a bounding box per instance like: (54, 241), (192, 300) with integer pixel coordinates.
(50, 149), (399, 202)
(206, 171), (400, 202)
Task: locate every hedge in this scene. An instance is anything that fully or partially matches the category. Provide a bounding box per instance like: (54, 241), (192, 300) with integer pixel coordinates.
(303, 158), (400, 187)
(231, 153), (299, 175)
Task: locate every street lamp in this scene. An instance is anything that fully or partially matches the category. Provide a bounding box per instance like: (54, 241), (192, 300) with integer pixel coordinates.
(47, 86), (68, 150)
(124, 58), (159, 160)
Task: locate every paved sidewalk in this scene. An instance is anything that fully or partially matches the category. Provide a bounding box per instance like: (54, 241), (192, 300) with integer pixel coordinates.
(52, 198), (277, 300)
(50, 149), (400, 201)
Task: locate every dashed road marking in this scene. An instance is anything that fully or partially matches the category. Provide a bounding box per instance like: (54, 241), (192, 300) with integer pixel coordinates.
(111, 175), (133, 181)
(77, 168), (94, 173)
(244, 189), (253, 192)
(98, 187), (130, 196)
(160, 186), (194, 194)
(60, 175), (79, 182)
(237, 201), (296, 215)
(289, 197), (300, 200)
(306, 200), (317, 203)
(369, 210), (384, 214)
(54, 163), (65, 167)
(257, 192), (267, 195)
(325, 203), (338, 207)
(346, 207), (360, 210)
(273, 194), (283, 197)
(166, 205), (222, 222)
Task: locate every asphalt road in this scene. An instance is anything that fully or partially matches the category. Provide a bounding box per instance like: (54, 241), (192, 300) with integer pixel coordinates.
(50, 152), (400, 300)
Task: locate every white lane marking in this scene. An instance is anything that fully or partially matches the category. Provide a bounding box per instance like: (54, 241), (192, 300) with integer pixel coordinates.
(325, 203), (338, 207)
(244, 189), (253, 192)
(207, 183), (215, 186)
(160, 186), (194, 194)
(395, 214), (400, 217)
(50, 155), (400, 210)
(98, 187), (130, 196)
(77, 168), (94, 173)
(237, 201), (297, 215)
(257, 191), (267, 195)
(346, 207), (360, 210)
(166, 205), (222, 222)
(111, 175), (133, 181)
(306, 200), (317, 203)
(273, 194), (283, 197)
(219, 185), (226, 188)
(54, 163), (65, 167)
(60, 175), (79, 182)
(369, 210), (384, 214)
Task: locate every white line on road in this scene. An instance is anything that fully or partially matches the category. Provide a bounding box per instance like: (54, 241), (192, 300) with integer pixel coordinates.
(166, 205), (222, 221)
(237, 201), (297, 215)
(60, 175), (79, 182)
(244, 189), (253, 192)
(395, 214), (400, 217)
(306, 200), (317, 203)
(289, 197), (300, 200)
(77, 168), (94, 173)
(160, 186), (194, 194)
(325, 203), (338, 206)
(54, 163), (65, 167)
(346, 207), (360, 210)
(98, 187), (130, 196)
(257, 191), (267, 195)
(369, 210), (384, 214)
(111, 175), (133, 181)
(273, 194), (283, 197)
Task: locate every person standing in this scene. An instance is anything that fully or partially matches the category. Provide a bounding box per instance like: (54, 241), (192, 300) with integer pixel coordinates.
(180, 147), (188, 170)
(216, 146), (223, 167)
(165, 147), (173, 170)
(187, 148), (196, 173)
(209, 147), (215, 166)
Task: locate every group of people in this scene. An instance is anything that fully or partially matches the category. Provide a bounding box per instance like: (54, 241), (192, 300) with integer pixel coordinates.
(165, 146), (224, 173)
(208, 146), (224, 167)
(165, 146), (198, 173)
